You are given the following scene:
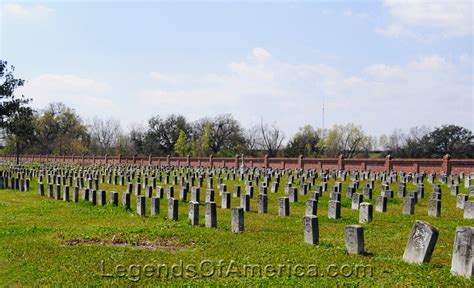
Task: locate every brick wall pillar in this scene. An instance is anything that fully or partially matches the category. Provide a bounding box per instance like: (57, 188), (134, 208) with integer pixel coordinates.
(298, 155), (304, 169)
(235, 155), (240, 168)
(442, 154), (451, 175)
(338, 155), (345, 170)
(384, 155), (392, 172)
(264, 154), (269, 169)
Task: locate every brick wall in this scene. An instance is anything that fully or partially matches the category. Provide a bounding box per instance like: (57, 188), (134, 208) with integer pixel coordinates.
(2, 154), (473, 174)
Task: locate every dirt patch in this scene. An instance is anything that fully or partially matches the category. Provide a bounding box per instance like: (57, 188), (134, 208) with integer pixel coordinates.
(64, 235), (187, 252)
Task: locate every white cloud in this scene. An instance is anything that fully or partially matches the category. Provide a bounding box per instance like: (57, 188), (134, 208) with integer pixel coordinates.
(251, 47), (272, 62)
(17, 74), (118, 121)
(140, 48), (473, 136)
(149, 72), (177, 84)
(2, 3), (53, 18)
(379, 0), (472, 38)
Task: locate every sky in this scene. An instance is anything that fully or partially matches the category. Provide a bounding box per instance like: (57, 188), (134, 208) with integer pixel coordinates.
(1, 0), (473, 138)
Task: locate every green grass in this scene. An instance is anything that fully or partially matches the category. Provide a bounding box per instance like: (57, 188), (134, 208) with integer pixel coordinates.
(0, 172), (472, 285)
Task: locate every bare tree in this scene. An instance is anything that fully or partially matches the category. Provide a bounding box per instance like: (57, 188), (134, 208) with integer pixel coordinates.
(258, 120), (285, 157)
(88, 117), (122, 154)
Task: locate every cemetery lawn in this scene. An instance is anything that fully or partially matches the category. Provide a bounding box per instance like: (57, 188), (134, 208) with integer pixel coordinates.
(0, 177), (472, 285)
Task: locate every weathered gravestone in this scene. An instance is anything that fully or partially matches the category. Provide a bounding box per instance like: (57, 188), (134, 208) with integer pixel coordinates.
(303, 215), (319, 245)
(38, 182), (44, 196)
(55, 184), (61, 200)
(122, 192), (130, 209)
(205, 202), (217, 228)
(456, 194), (468, 209)
(135, 183), (142, 196)
(240, 194), (250, 212)
(156, 186), (164, 199)
(221, 192), (231, 209)
(168, 198), (179, 220)
(110, 191), (118, 206)
(98, 190), (106, 206)
(464, 201), (474, 219)
(72, 187), (79, 203)
(137, 195), (146, 216)
(258, 194), (268, 214)
(82, 188), (89, 201)
(188, 201), (199, 225)
(428, 199), (441, 217)
(191, 187), (201, 202)
(231, 207), (244, 233)
(345, 225), (364, 255)
(450, 226), (473, 278)
(376, 196), (387, 212)
(90, 190), (97, 205)
(63, 186), (70, 202)
(205, 189), (215, 202)
(359, 203), (373, 224)
(352, 193), (363, 210)
(306, 199), (318, 216)
(150, 197), (160, 215)
(328, 200), (341, 219)
(402, 220), (439, 264)
(289, 187), (298, 203)
(278, 197), (289, 216)
(403, 197), (415, 215)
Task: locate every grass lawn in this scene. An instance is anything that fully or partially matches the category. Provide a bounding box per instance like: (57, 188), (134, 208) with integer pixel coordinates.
(0, 170), (472, 285)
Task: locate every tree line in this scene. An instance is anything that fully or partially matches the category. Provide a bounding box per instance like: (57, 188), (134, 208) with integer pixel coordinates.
(1, 60), (473, 163)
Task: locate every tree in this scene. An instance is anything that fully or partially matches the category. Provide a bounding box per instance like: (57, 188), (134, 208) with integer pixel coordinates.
(243, 126), (261, 156)
(88, 117), (122, 154)
(285, 125), (321, 157)
(258, 120), (285, 157)
(0, 60), (34, 163)
(146, 114), (191, 155)
(200, 125), (212, 156)
(190, 138), (197, 156)
(323, 123), (372, 158)
(34, 102), (89, 155)
(423, 125), (474, 157)
(0, 61), (30, 129)
(193, 114), (245, 155)
(129, 124), (147, 155)
(174, 129), (188, 156)
(400, 126), (431, 158)
(4, 107), (36, 164)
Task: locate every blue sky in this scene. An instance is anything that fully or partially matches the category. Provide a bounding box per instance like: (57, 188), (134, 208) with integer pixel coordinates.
(1, 0), (473, 138)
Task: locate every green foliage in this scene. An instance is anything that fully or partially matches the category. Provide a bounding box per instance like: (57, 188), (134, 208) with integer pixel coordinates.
(174, 129), (188, 156)
(379, 125), (473, 158)
(285, 125), (321, 157)
(190, 138), (197, 157)
(423, 125), (474, 157)
(200, 125), (212, 156)
(145, 114), (191, 155)
(323, 123), (373, 158)
(33, 102), (89, 155)
(0, 61), (30, 129)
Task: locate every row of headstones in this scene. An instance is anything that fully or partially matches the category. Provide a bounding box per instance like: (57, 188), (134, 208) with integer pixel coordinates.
(22, 163), (416, 188)
(0, 176), (30, 191)
(5, 161), (471, 185)
(38, 180), (319, 217)
(303, 219), (473, 278)
(38, 171), (474, 221)
(10, 162), (469, 200)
